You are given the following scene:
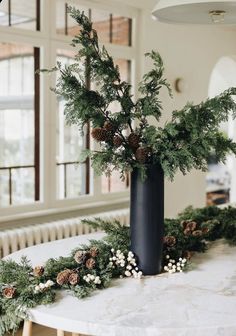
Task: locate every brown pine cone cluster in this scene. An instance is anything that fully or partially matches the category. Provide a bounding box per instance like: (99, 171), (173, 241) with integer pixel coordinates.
(91, 127), (109, 142)
(85, 258), (96, 269)
(135, 147), (150, 163)
(56, 269), (72, 286)
(74, 250), (87, 264)
(164, 235), (176, 247)
(91, 121), (117, 143)
(113, 135), (123, 148)
(183, 250), (195, 260)
(74, 247), (98, 269)
(2, 287), (16, 299)
(181, 220), (204, 237)
(56, 269), (80, 286)
(89, 246), (99, 257)
(192, 230), (203, 237)
(33, 266), (44, 277)
(68, 272), (80, 285)
(103, 121), (114, 132)
(202, 227), (210, 234)
(128, 133), (140, 150)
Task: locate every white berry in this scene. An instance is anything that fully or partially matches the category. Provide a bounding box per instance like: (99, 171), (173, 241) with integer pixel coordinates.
(125, 270), (131, 277)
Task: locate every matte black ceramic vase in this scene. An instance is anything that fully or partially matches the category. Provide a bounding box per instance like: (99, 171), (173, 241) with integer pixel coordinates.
(130, 164), (164, 275)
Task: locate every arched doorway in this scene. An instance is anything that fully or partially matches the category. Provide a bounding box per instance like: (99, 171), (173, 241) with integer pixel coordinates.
(207, 56), (236, 205)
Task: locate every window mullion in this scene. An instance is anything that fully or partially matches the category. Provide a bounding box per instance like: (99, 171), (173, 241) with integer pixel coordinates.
(42, 43), (57, 208)
(34, 47), (40, 201)
(41, 0), (57, 208)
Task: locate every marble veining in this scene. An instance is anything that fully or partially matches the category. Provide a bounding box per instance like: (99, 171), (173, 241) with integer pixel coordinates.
(6, 235), (236, 336)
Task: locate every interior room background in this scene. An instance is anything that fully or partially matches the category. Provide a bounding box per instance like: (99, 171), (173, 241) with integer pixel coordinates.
(1, 0), (236, 230)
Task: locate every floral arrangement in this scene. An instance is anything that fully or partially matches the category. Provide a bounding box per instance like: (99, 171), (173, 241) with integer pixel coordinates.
(1, 205), (236, 335)
(48, 7), (236, 181)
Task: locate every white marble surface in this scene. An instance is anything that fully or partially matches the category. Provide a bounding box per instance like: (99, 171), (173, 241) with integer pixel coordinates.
(5, 234), (236, 336)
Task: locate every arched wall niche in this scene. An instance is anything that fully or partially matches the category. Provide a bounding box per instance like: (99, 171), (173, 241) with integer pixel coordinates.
(208, 55), (236, 203)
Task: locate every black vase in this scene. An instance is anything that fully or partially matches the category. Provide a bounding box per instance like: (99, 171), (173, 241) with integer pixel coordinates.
(130, 164), (164, 275)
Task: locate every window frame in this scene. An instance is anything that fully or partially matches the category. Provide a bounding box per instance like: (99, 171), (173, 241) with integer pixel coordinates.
(0, 0), (140, 221)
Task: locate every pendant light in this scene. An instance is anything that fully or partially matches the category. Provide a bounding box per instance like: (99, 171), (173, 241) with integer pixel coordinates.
(152, 0), (236, 24)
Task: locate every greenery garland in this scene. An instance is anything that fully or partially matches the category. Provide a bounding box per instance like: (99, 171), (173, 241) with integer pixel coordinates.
(1, 205), (236, 335)
(44, 7), (236, 181)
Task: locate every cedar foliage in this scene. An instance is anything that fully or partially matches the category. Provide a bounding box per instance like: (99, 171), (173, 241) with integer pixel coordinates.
(51, 7), (236, 180)
(1, 205), (236, 335)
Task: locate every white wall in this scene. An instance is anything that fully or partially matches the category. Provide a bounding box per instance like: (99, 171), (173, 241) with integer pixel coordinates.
(137, 8), (236, 217)
(209, 56), (236, 203)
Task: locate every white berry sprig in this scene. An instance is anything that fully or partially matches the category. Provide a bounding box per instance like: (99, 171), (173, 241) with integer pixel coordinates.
(34, 280), (54, 293)
(163, 255), (187, 274)
(109, 249), (126, 268)
(109, 249), (143, 279)
(83, 274), (101, 285)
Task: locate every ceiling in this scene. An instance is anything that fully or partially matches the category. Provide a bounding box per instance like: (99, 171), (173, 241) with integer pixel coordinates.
(109, 0), (157, 10)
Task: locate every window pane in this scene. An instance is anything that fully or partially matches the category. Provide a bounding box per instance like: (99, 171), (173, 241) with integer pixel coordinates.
(57, 101), (86, 162)
(116, 58), (131, 82)
(0, 42), (38, 207)
(56, 1), (132, 46)
(56, 0), (89, 36)
(112, 15), (132, 46)
(0, 0), (39, 30)
(0, 59), (8, 95)
(56, 49), (89, 199)
(102, 171), (128, 194)
(0, 110), (34, 167)
(57, 163), (87, 199)
(0, 170), (9, 207)
(12, 167), (35, 205)
(0, 44), (34, 96)
(92, 9), (110, 44)
(101, 58), (131, 193)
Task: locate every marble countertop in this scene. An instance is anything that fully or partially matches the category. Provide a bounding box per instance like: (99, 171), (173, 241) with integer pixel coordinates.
(6, 234), (236, 336)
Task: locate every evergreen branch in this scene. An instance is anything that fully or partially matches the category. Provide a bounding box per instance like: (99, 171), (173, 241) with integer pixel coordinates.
(46, 8), (236, 180)
(2, 205), (236, 334)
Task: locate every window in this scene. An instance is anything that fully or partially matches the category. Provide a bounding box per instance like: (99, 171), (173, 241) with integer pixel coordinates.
(0, 0), (40, 31)
(0, 42), (40, 207)
(0, 0), (138, 217)
(56, 50), (90, 199)
(56, 1), (132, 47)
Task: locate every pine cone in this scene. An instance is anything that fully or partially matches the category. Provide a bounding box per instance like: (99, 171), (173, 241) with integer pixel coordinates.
(74, 250), (87, 264)
(33, 266), (44, 277)
(89, 247), (99, 258)
(56, 269), (72, 286)
(202, 227), (210, 234)
(180, 220), (188, 229)
(91, 127), (108, 142)
(128, 133), (140, 149)
(181, 220), (197, 232)
(183, 228), (192, 236)
(164, 235), (176, 247)
(184, 250), (195, 260)
(85, 258), (96, 269)
(103, 121), (114, 132)
(2, 287), (16, 299)
(68, 272), (80, 286)
(113, 135), (123, 148)
(135, 147), (149, 163)
(192, 230), (203, 237)
(187, 221), (197, 231)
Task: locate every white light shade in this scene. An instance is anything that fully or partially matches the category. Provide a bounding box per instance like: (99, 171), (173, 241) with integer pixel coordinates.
(152, 0), (236, 24)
